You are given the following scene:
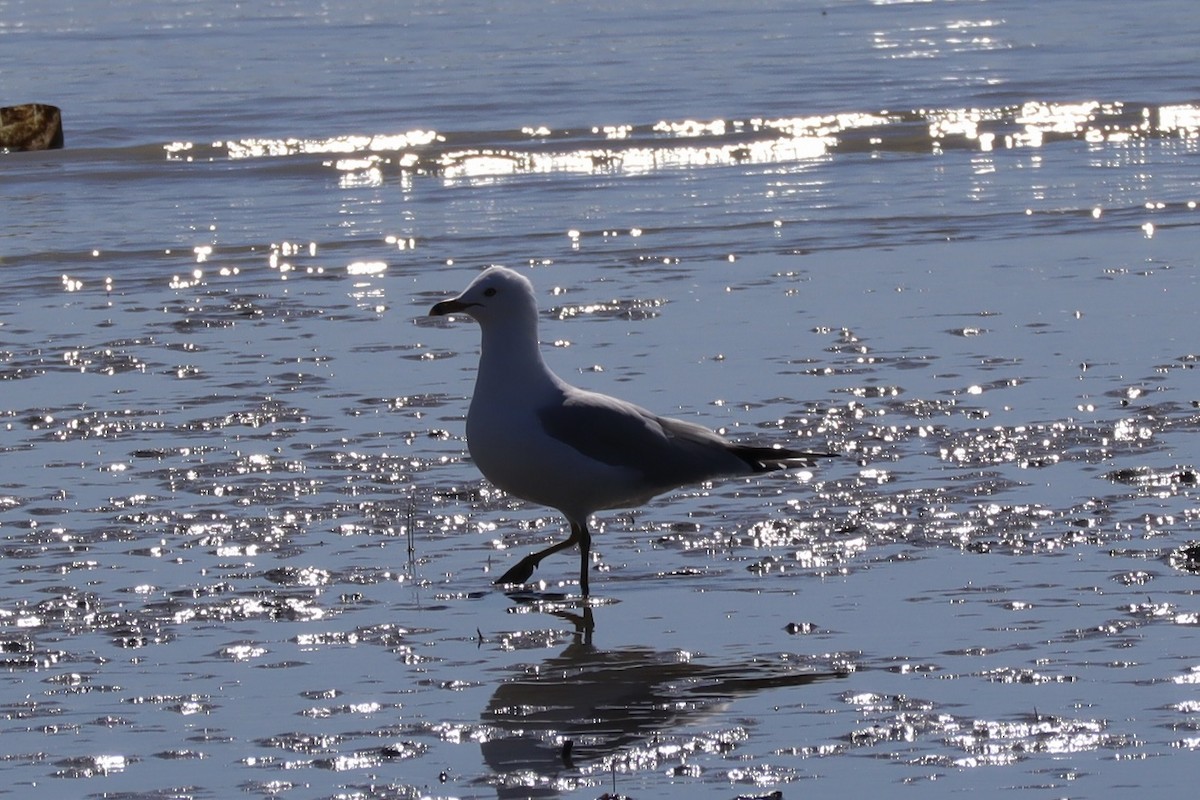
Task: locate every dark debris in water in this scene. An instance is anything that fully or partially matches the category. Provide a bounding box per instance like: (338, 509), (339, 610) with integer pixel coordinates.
(1105, 465), (1200, 488)
(1169, 542), (1200, 573)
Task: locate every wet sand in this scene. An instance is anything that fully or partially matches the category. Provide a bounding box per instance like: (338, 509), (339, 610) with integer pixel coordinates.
(3, 217), (1199, 797)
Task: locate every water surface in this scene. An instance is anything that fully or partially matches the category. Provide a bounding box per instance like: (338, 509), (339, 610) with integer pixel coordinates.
(2, 1), (1200, 798)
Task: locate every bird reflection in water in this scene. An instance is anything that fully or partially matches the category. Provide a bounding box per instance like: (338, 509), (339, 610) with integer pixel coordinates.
(480, 604), (848, 798)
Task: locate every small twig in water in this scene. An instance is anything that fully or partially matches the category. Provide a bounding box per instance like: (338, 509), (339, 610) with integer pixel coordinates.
(406, 491), (417, 565)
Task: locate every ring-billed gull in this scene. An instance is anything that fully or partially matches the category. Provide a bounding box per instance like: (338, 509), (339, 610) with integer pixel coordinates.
(430, 266), (834, 596)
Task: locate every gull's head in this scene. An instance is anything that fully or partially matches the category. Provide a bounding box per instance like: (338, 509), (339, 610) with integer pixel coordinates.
(429, 266), (539, 327)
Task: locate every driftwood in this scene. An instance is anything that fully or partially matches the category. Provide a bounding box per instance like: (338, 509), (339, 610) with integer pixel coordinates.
(0, 104), (64, 151)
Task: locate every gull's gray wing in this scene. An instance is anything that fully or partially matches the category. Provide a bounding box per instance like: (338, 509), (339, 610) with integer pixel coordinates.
(536, 388), (746, 487)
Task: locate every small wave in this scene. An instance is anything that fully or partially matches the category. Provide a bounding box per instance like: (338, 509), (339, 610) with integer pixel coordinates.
(154, 99), (1200, 182)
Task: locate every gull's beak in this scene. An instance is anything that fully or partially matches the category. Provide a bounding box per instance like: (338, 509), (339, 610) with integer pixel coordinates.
(429, 297), (471, 316)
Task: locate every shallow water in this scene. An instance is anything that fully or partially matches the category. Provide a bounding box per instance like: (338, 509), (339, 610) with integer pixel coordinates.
(3, 1), (1200, 798)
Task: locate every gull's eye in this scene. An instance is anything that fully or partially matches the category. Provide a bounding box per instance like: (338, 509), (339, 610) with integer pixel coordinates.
(483, 287), (497, 297)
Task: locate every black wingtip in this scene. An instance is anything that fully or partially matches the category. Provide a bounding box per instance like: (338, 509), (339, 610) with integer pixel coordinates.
(734, 445), (839, 472)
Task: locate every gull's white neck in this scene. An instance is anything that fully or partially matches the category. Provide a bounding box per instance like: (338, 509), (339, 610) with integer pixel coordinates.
(473, 311), (561, 400)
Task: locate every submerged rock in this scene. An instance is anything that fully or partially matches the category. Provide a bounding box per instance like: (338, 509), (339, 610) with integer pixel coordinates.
(0, 103), (64, 151)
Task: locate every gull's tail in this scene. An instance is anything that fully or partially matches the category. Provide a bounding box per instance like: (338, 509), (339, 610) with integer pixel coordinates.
(732, 444), (839, 473)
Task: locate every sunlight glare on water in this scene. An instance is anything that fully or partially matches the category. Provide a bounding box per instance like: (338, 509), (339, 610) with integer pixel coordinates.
(2, 1), (1200, 798)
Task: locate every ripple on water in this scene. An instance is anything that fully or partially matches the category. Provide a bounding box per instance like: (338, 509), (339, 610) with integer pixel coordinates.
(53, 753), (132, 778)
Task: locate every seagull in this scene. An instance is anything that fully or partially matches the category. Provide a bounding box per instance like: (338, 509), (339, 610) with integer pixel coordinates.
(429, 266), (835, 596)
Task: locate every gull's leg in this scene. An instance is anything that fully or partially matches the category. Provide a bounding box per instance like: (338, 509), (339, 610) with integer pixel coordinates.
(577, 521), (591, 597)
(495, 520), (582, 588)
